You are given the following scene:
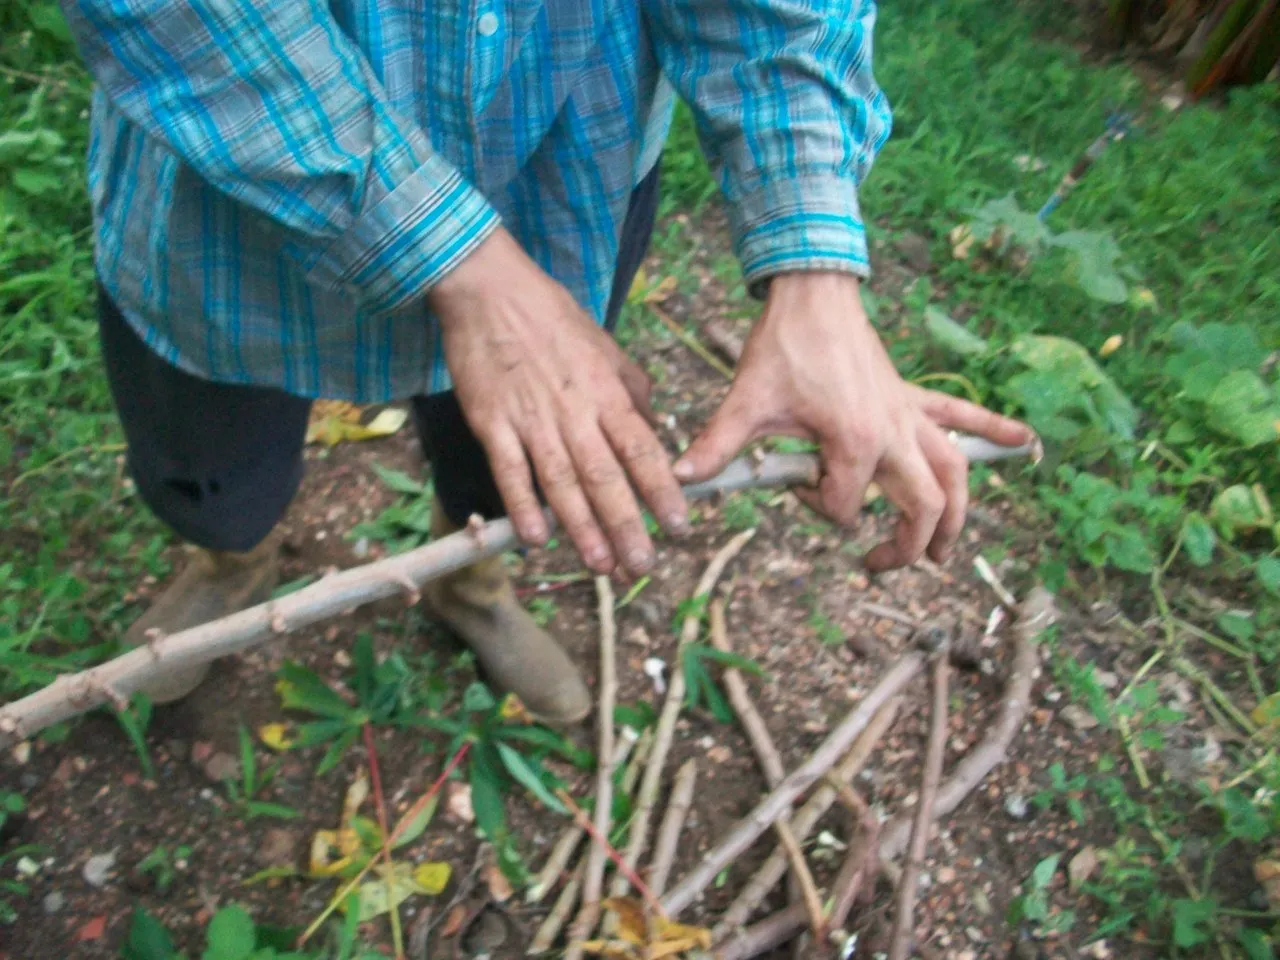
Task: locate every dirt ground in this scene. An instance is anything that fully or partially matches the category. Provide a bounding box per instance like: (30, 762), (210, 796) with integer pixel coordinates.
(0, 211), (1229, 960)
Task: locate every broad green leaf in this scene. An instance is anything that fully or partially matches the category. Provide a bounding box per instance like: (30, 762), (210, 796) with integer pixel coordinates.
(1010, 335), (1137, 440)
(1104, 526), (1155, 573)
(317, 726), (361, 776)
(923, 307), (989, 357)
(12, 168), (62, 197)
(372, 463), (427, 496)
(1257, 556), (1280, 596)
(496, 742), (567, 813)
(1218, 788), (1269, 843)
(1204, 370), (1280, 447)
(497, 725), (595, 768)
(1170, 898), (1215, 948)
(1237, 927), (1272, 960)
(1030, 853), (1060, 890)
(345, 862), (425, 921)
(123, 907), (177, 960)
(463, 682), (497, 713)
(276, 663), (359, 720)
(1180, 512), (1216, 566)
(294, 718), (353, 747)
(1211, 484), (1274, 540)
(202, 905), (256, 960)
(968, 193), (1051, 249)
(1050, 230), (1128, 303)
(613, 701), (657, 733)
(392, 793), (439, 848)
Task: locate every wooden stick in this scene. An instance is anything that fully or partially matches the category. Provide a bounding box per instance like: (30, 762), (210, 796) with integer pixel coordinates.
(887, 656), (950, 960)
(564, 576), (620, 960)
(647, 758), (698, 896)
(610, 530), (757, 902)
(527, 728), (638, 904)
(0, 442), (1035, 748)
(709, 599), (825, 940)
(661, 653), (925, 917)
(713, 696), (900, 940)
(824, 779), (880, 932)
(529, 860), (586, 954)
(877, 588), (1051, 868)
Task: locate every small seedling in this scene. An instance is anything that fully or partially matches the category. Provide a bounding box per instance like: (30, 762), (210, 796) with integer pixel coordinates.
(223, 725), (297, 821)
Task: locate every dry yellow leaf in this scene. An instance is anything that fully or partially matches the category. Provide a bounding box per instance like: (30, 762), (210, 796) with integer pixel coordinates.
(949, 224), (975, 260)
(257, 722), (295, 752)
(577, 940), (640, 959)
(643, 275), (678, 303)
(498, 693), (534, 725)
(306, 400), (408, 446)
(1099, 334), (1124, 357)
(599, 898), (712, 955)
(309, 829), (356, 877)
(412, 861), (452, 895)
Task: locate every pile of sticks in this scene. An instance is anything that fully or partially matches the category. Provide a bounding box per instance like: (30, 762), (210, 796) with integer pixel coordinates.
(523, 534), (1055, 958)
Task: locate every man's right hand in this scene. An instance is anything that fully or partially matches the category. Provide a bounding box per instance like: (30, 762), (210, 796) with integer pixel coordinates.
(429, 228), (689, 575)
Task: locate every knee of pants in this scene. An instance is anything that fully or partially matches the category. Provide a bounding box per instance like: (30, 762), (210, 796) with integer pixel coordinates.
(130, 454), (303, 553)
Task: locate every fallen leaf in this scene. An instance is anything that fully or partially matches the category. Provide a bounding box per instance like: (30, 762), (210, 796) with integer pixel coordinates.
(73, 915), (107, 942)
(1068, 846), (1100, 891)
(498, 693), (533, 725)
(643, 275), (678, 303)
(486, 862), (514, 903)
(1255, 854), (1280, 912)
(309, 829), (357, 877)
(1098, 334), (1124, 357)
(341, 770), (370, 826)
(949, 224), (975, 260)
(258, 722), (295, 752)
(412, 861), (451, 895)
(599, 897), (712, 953)
(440, 903), (469, 938)
(306, 401), (408, 447)
(82, 850), (116, 887)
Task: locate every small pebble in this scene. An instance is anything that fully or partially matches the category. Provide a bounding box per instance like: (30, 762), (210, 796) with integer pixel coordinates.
(1059, 704), (1099, 732)
(352, 536), (370, 559)
(42, 891), (65, 914)
(83, 850), (117, 887)
(16, 856), (40, 878)
(10, 742), (31, 764)
(1004, 794), (1029, 820)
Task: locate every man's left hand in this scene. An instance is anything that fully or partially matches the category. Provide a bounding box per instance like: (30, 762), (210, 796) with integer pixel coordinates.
(673, 272), (1036, 570)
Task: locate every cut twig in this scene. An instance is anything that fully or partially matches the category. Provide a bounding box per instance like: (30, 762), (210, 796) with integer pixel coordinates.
(650, 303), (737, 379)
(610, 530), (757, 902)
(529, 860), (586, 954)
(714, 697), (901, 939)
(878, 587), (1052, 868)
(825, 778), (880, 932)
(0, 442), (1036, 748)
(527, 729), (639, 904)
(709, 599), (824, 940)
(564, 576), (620, 960)
(647, 758), (698, 896)
(887, 655), (950, 960)
(662, 652), (926, 917)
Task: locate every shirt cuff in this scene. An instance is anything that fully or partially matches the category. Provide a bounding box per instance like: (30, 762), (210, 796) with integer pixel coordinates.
(730, 173), (871, 297)
(306, 151), (500, 316)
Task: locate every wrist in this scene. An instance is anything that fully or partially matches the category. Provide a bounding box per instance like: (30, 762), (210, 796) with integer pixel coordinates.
(762, 271), (870, 327)
(427, 227), (526, 315)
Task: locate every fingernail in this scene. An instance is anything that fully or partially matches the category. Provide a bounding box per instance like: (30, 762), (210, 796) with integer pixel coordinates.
(673, 460), (694, 481)
(666, 512), (690, 535)
(628, 548), (655, 573)
(587, 545), (612, 568)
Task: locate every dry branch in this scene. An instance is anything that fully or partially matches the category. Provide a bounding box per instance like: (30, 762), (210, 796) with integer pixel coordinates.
(887, 656), (950, 960)
(648, 758), (698, 896)
(661, 652), (925, 917)
(0, 442), (1035, 748)
(529, 860), (586, 954)
(527, 729), (638, 904)
(878, 587), (1052, 867)
(563, 576), (620, 960)
(713, 696), (901, 939)
(709, 599), (824, 940)
(609, 529), (756, 903)
(825, 778), (879, 932)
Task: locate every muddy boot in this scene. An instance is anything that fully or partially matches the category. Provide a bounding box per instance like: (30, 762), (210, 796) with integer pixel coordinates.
(123, 535), (281, 703)
(425, 505), (591, 726)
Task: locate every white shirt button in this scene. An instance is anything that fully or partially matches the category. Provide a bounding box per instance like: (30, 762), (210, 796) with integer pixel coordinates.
(477, 12), (499, 36)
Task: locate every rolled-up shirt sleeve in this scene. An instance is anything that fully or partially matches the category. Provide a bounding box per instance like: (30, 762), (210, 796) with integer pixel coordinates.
(642, 0), (892, 289)
(62, 0), (499, 315)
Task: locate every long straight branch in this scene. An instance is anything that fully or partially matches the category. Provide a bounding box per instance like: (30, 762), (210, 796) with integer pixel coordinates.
(0, 441), (1035, 748)
(647, 758), (698, 896)
(708, 599), (824, 940)
(609, 529), (757, 903)
(887, 656), (950, 960)
(563, 576), (619, 960)
(713, 697), (901, 940)
(878, 587), (1053, 867)
(661, 652), (926, 918)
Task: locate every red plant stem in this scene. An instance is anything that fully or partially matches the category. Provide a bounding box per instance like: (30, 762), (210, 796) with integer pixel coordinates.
(363, 723), (406, 960)
(555, 788), (666, 920)
(298, 739), (472, 947)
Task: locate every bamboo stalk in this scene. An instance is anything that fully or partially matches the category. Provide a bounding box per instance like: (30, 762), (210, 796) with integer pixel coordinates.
(563, 577), (620, 960)
(708, 599), (824, 940)
(661, 653), (926, 917)
(887, 656), (950, 960)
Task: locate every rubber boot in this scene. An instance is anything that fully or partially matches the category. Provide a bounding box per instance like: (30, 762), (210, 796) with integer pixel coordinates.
(425, 504), (591, 726)
(123, 535), (281, 703)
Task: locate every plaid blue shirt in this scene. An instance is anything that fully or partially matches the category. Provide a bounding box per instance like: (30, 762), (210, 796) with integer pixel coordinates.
(67, 0), (891, 401)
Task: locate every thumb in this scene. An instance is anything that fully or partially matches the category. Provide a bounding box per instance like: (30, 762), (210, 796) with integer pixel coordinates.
(673, 390), (759, 483)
